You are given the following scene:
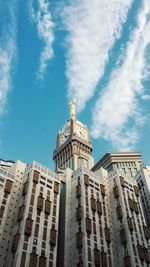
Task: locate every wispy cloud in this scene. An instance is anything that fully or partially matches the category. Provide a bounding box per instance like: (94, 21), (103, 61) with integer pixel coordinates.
(0, 1), (17, 115)
(142, 94), (150, 100)
(62, 0), (133, 112)
(91, 0), (150, 150)
(29, 0), (54, 79)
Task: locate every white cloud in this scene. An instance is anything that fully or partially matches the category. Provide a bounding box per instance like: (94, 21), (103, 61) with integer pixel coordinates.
(29, 0), (54, 78)
(91, 0), (150, 150)
(62, 0), (133, 112)
(142, 94), (150, 100)
(0, 2), (16, 115)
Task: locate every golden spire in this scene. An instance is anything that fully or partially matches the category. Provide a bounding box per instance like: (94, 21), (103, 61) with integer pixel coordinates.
(69, 99), (76, 119)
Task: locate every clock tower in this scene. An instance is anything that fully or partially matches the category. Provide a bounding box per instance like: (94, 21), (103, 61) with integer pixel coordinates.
(53, 100), (94, 171)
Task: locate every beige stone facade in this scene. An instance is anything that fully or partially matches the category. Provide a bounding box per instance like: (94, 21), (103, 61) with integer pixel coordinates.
(62, 167), (113, 267)
(0, 107), (150, 267)
(60, 165), (150, 267)
(135, 165), (150, 227)
(53, 116), (94, 171)
(0, 160), (26, 267)
(107, 169), (150, 267)
(92, 152), (142, 177)
(0, 161), (61, 267)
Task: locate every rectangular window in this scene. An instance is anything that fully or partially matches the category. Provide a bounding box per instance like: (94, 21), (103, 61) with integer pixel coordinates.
(34, 224), (39, 238)
(0, 177), (4, 183)
(43, 227), (47, 241)
(40, 181), (45, 186)
(47, 184), (52, 189)
(41, 176), (46, 181)
(47, 179), (52, 184)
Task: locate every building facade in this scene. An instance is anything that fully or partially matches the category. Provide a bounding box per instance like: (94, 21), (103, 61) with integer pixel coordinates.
(135, 165), (150, 227)
(0, 159), (15, 169)
(92, 152), (142, 178)
(55, 102), (150, 267)
(0, 160), (26, 267)
(107, 169), (150, 267)
(53, 100), (94, 171)
(0, 101), (150, 267)
(0, 161), (61, 267)
(62, 167), (113, 267)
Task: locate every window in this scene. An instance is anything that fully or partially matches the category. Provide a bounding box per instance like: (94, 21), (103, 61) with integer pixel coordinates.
(42, 242), (46, 249)
(33, 238), (37, 245)
(47, 190), (50, 195)
(47, 184), (52, 189)
(41, 176), (46, 181)
(34, 225), (39, 238)
(40, 186), (44, 192)
(2, 199), (6, 205)
(0, 177), (4, 183)
(40, 181), (45, 186)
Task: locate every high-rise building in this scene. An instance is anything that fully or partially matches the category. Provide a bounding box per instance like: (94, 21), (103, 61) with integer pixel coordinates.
(55, 102), (150, 267)
(92, 151), (150, 228)
(0, 101), (150, 267)
(53, 100), (94, 171)
(0, 161), (61, 267)
(60, 167), (150, 267)
(0, 160), (26, 267)
(134, 165), (150, 226)
(0, 159), (15, 169)
(107, 169), (150, 267)
(62, 167), (113, 267)
(92, 152), (142, 177)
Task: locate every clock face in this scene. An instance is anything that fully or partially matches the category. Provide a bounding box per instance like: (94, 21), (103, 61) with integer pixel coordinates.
(60, 123), (71, 144)
(76, 126), (87, 139)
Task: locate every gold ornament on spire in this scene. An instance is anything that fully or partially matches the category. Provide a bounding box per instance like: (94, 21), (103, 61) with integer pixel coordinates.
(70, 99), (76, 119)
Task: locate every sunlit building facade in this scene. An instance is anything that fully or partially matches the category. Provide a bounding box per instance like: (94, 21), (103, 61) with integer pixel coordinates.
(135, 165), (150, 227)
(0, 101), (149, 267)
(0, 161), (61, 267)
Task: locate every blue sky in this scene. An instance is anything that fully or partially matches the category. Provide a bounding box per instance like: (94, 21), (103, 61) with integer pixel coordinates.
(0, 0), (150, 169)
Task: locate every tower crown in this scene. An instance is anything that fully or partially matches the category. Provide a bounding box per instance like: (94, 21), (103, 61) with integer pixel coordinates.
(53, 101), (94, 171)
(57, 100), (89, 148)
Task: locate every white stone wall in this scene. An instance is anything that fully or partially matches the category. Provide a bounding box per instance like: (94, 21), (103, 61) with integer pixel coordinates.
(135, 165), (150, 226)
(108, 170), (150, 267)
(0, 160), (26, 267)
